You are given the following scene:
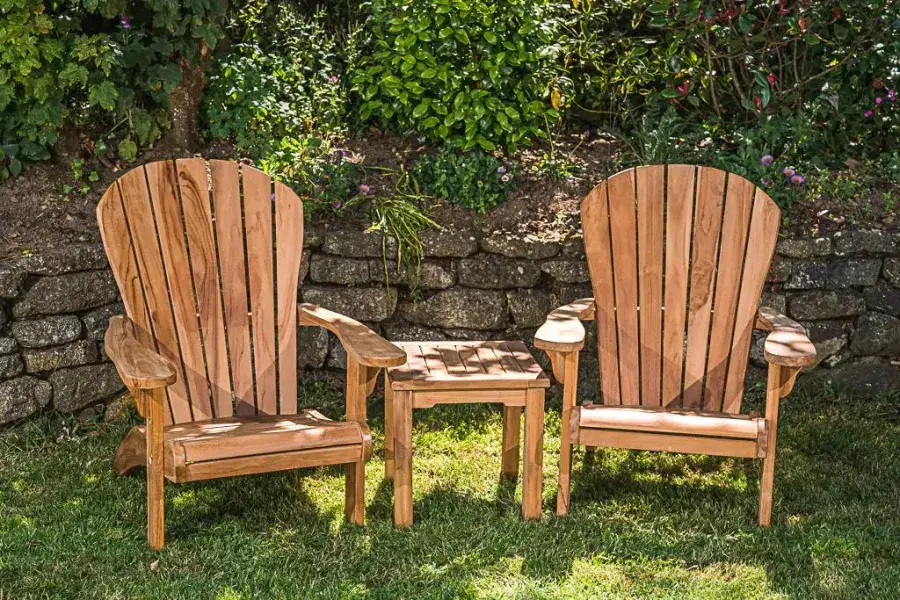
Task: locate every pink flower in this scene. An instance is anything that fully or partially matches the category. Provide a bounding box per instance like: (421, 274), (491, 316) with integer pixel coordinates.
(876, 97), (883, 105)
(865, 110), (874, 117)
(783, 167), (795, 177)
(358, 184), (370, 195)
(767, 73), (776, 86)
(790, 174), (805, 185)
(889, 90), (896, 101)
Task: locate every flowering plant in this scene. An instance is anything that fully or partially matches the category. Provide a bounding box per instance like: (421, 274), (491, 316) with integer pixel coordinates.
(414, 147), (519, 213)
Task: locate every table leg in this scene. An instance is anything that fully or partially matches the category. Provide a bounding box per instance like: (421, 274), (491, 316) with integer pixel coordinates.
(501, 406), (522, 480)
(522, 388), (544, 520)
(393, 390), (414, 527)
(384, 383), (394, 480)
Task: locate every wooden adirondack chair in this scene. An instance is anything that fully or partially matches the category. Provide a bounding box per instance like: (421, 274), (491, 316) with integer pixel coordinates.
(99, 159), (406, 549)
(535, 165), (816, 526)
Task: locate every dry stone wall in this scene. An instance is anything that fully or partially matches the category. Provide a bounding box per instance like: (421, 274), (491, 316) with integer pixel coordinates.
(1, 226), (899, 424)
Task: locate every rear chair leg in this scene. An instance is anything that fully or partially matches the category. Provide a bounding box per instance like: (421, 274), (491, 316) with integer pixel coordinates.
(384, 383), (395, 480)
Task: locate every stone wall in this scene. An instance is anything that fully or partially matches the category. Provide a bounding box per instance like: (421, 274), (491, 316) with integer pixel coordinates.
(1, 226), (899, 424)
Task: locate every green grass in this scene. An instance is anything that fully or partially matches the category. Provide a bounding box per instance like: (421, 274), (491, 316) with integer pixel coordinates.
(1, 385), (899, 599)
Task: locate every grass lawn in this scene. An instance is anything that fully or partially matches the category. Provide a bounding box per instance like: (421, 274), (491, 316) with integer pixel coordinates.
(1, 384), (899, 599)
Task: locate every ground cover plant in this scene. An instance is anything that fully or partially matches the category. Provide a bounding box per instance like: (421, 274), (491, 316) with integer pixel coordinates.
(1, 386), (898, 597)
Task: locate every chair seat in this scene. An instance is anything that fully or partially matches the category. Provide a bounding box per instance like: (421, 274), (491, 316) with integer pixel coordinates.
(576, 405), (765, 440)
(165, 410), (367, 464)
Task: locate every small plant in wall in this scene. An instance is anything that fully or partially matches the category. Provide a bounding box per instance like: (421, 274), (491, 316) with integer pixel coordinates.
(414, 146), (519, 213)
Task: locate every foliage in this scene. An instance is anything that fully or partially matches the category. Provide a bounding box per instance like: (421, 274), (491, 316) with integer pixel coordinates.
(0, 0), (226, 179)
(560, 0), (900, 163)
(352, 0), (562, 152)
(414, 147), (519, 213)
(204, 5), (355, 157)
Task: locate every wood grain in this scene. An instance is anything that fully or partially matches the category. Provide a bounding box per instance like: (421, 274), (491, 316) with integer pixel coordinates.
(681, 167), (726, 409)
(636, 165), (665, 407)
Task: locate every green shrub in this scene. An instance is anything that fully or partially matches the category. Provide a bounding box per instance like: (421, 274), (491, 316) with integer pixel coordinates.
(560, 0), (900, 163)
(0, 0), (226, 179)
(414, 147), (518, 213)
(204, 6), (353, 156)
(352, 0), (562, 152)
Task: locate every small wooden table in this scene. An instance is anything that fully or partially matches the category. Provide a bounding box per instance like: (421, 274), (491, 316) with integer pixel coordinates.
(384, 341), (550, 526)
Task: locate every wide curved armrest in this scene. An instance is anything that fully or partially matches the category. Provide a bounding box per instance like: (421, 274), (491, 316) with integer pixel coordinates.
(298, 303), (406, 368)
(105, 316), (177, 390)
(755, 307), (817, 368)
(534, 298), (596, 353)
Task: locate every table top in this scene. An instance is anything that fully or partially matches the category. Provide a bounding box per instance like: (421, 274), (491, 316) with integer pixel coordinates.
(387, 341), (550, 391)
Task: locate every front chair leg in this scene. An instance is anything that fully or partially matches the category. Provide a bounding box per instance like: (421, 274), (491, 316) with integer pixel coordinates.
(143, 388), (166, 550)
(345, 358), (369, 525)
(556, 351), (579, 516)
(345, 461), (366, 525)
(759, 363), (783, 527)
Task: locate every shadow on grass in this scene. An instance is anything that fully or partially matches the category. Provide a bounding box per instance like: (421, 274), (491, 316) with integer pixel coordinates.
(1, 390), (899, 597)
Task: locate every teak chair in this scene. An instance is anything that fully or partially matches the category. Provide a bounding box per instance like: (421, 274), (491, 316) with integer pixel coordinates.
(99, 159), (406, 549)
(535, 165), (816, 526)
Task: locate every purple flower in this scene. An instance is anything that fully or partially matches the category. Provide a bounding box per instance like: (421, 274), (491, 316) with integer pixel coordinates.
(790, 174), (805, 185)
(500, 174), (510, 183)
(761, 154), (775, 166)
(889, 90), (896, 101)
(270, 193), (276, 202)
(497, 165), (507, 174)
(865, 110), (874, 117)
(760, 178), (772, 188)
(876, 97), (883, 105)
(333, 200), (343, 209)
(358, 184), (370, 195)
(330, 75), (339, 83)
(120, 15), (131, 29)
(782, 167), (795, 177)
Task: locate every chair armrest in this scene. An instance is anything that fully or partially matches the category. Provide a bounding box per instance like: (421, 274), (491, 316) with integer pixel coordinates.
(298, 303), (406, 368)
(755, 307), (817, 368)
(534, 298), (596, 353)
(105, 316), (177, 390)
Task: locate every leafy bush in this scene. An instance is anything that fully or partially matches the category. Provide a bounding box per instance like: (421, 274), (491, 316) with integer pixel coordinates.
(415, 147), (518, 213)
(560, 0), (900, 163)
(352, 0), (562, 152)
(204, 6), (354, 156)
(0, 0), (226, 178)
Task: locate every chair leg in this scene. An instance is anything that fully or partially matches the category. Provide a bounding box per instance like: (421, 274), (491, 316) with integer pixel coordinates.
(143, 389), (165, 550)
(501, 406), (522, 480)
(759, 363), (782, 527)
(556, 351), (579, 516)
(345, 461), (366, 525)
(384, 383), (394, 480)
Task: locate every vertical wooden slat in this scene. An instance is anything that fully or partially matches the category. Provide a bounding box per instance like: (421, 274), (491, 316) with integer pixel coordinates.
(703, 174), (755, 412)
(143, 387), (166, 550)
(556, 350), (579, 516)
(210, 160), (255, 415)
(117, 167), (193, 424)
(393, 389), (414, 527)
(661, 165), (696, 408)
(145, 161), (213, 421)
(681, 167), (726, 409)
(242, 165), (277, 414)
(344, 358), (367, 524)
(723, 190), (781, 413)
(500, 406), (521, 479)
(635, 165), (665, 407)
(583, 182), (621, 405)
(274, 181), (303, 414)
(98, 186), (176, 424)
(176, 159), (233, 419)
(607, 169), (640, 406)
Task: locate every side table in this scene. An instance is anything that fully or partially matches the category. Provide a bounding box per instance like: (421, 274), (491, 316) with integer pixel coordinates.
(384, 341), (550, 526)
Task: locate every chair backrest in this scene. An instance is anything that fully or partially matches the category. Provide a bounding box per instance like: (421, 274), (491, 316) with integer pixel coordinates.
(98, 159), (304, 425)
(583, 165), (780, 414)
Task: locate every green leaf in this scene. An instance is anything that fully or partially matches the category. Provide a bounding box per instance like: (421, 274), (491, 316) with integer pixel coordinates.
(476, 137), (496, 151)
(454, 30), (470, 44)
(413, 100), (430, 118)
(483, 31), (497, 44)
(8, 158), (22, 177)
(420, 68), (438, 79)
(118, 138), (138, 161)
(422, 116), (440, 128)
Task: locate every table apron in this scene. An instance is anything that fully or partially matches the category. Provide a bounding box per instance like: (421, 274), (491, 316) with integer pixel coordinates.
(410, 389), (529, 408)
